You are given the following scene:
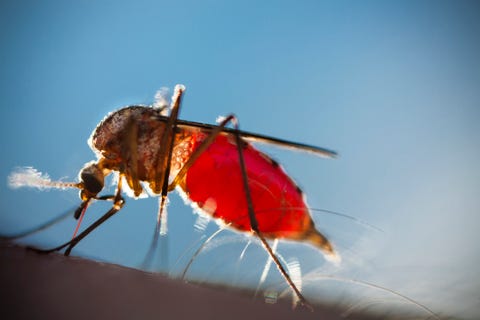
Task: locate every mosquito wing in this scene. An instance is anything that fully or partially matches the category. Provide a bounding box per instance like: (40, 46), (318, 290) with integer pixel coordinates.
(171, 117), (338, 158)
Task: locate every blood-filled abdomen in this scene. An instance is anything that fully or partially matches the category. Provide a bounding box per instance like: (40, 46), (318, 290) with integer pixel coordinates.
(181, 133), (337, 259)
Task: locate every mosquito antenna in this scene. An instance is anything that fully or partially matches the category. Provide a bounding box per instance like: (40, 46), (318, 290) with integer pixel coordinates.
(4, 167), (81, 240)
(8, 167), (81, 190)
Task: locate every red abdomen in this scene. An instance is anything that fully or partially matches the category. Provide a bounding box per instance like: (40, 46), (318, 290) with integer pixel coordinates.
(182, 134), (314, 240)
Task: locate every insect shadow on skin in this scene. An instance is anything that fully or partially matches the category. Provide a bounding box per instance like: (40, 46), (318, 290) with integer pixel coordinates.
(6, 85), (439, 317)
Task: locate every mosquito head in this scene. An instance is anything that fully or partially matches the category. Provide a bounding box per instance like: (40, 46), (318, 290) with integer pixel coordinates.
(78, 161), (105, 200)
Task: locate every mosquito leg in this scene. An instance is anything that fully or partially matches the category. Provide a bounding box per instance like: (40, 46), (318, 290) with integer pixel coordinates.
(155, 86), (184, 237)
(1, 194), (117, 242)
(28, 180), (125, 256)
(151, 114), (241, 272)
(64, 197), (124, 256)
(141, 197), (168, 269)
(28, 199), (125, 255)
(26, 240), (72, 254)
(142, 85), (185, 269)
(95, 194), (116, 201)
(231, 117), (313, 311)
(154, 85), (184, 194)
(166, 110), (312, 307)
(121, 117), (142, 196)
(2, 210), (73, 241)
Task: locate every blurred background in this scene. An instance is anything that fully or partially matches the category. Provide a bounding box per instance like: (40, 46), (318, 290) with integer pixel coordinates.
(1, 1), (479, 319)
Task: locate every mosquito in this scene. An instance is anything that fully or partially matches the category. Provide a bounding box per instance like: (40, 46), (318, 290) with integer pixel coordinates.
(8, 84), (339, 310)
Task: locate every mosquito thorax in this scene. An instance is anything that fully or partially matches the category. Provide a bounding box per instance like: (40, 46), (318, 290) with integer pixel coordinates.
(79, 161), (105, 200)
(88, 105), (199, 195)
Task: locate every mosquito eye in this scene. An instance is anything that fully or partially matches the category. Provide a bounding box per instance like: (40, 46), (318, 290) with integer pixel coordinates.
(79, 162), (105, 198)
(81, 171), (104, 195)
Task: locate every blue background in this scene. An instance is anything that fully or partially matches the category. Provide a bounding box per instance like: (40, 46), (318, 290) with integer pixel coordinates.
(1, 1), (479, 318)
